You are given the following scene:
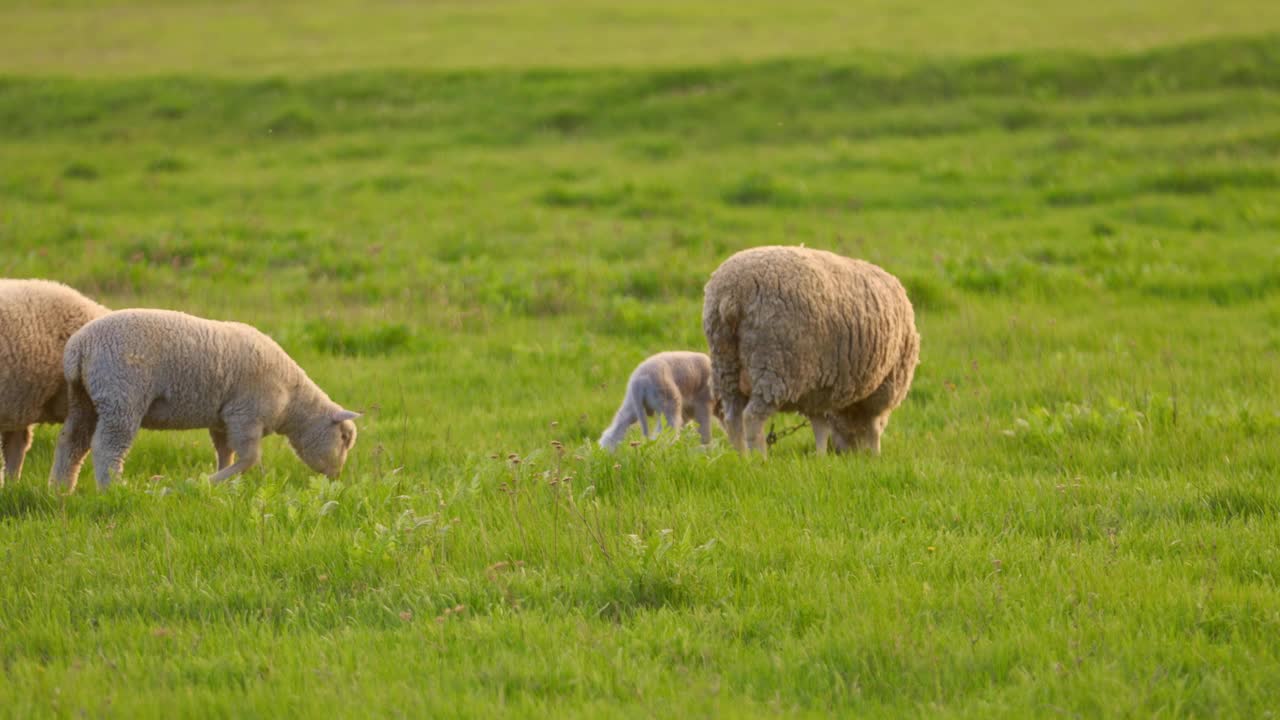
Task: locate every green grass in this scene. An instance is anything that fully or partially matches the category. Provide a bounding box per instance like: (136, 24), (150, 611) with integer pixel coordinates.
(2, 1), (1280, 716)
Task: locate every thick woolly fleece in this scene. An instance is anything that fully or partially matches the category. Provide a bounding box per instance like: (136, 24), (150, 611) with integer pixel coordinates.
(702, 245), (919, 457)
(0, 279), (108, 485)
(598, 351), (719, 450)
(50, 309), (359, 490)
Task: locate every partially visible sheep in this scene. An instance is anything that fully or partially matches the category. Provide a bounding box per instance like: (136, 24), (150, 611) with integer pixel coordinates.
(0, 279), (108, 486)
(50, 309), (360, 490)
(702, 245), (919, 457)
(598, 351), (721, 450)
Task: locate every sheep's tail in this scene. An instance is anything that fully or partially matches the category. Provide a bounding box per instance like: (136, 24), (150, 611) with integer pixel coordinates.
(702, 287), (745, 401)
(62, 333), (86, 386)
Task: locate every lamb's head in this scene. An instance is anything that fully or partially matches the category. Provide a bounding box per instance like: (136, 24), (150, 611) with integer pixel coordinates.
(289, 408), (361, 478)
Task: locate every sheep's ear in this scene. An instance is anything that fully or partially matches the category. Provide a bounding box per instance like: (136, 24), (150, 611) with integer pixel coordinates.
(332, 409), (361, 423)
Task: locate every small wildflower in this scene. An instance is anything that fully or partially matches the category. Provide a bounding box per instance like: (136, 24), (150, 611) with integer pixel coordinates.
(927, 546), (936, 553)
(317, 574), (329, 583)
(612, 464), (621, 471)
(399, 611), (412, 622)
(629, 440), (641, 448)
(453, 605), (465, 614)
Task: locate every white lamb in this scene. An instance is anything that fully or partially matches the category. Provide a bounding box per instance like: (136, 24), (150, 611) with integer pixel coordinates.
(0, 279), (109, 486)
(598, 351), (720, 450)
(50, 309), (360, 490)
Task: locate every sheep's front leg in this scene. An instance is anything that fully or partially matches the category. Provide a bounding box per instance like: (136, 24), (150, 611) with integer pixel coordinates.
(208, 423), (263, 483)
(1, 427), (33, 485)
(810, 416), (833, 456)
(210, 428), (234, 471)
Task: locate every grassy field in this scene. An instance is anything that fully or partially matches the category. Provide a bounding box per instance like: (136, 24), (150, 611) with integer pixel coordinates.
(2, 1), (1280, 716)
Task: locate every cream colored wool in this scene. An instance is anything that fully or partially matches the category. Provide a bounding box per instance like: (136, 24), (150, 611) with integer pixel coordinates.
(0, 279), (108, 486)
(50, 309), (359, 490)
(598, 351), (720, 450)
(702, 246), (919, 457)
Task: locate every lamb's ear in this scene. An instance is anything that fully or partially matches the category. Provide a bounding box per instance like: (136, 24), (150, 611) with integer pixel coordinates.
(331, 409), (362, 423)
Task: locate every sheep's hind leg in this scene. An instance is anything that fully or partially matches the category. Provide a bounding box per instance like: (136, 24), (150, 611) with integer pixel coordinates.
(208, 423), (263, 483)
(50, 383), (98, 491)
(2, 427), (33, 485)
(742, 397), (777, 458)
(723, 404), (747, 454)
(693, 402), (714, 445)
(210, 428), (234, 471)
(90, 407), (144, 490)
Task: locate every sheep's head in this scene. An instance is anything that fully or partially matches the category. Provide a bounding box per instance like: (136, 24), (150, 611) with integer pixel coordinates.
(829, 412), (886, 456)
(290, 408), (360, 478)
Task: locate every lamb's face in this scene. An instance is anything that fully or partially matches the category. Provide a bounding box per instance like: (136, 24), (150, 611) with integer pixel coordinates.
(294, 410), (360, 478)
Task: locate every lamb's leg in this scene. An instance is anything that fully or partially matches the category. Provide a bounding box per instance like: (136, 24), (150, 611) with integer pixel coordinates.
(210, 428), (234, 471)
(742, 397), (776, 458)
(635, 401), (651, 440)
(50, 383), (98, 491)
(660, 399), (683, 437)
(810, 416), (833, 456)
(1, 427), (33, 485)
(208, 423), (263, 483)
(91, 414), (143, 491)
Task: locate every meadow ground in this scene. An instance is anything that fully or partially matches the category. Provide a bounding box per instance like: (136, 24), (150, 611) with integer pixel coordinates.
(2, 1), (1280, 716)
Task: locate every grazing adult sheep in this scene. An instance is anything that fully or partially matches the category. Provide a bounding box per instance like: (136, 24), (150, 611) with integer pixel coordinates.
(50, 309), (360, 490)
(0, 279), (108, 486)
(598, 351), (721, 450)
(702, 245), (919, 457)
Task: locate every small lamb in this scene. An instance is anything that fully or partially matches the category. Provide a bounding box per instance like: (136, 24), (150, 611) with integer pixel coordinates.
(598, 351), (720, 450)
(50, 309), (360, 490)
